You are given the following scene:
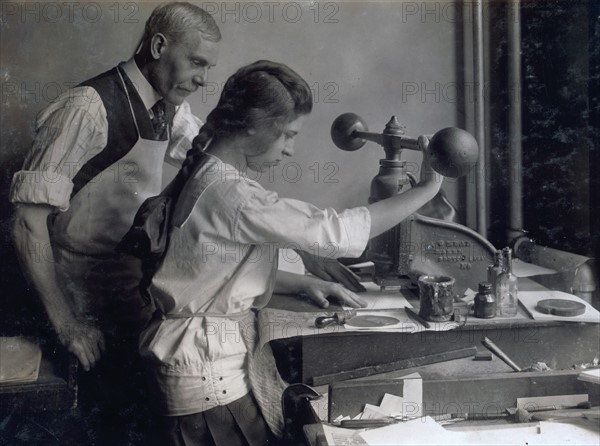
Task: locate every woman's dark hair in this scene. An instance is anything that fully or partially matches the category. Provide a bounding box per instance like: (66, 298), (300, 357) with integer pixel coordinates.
(192, 60), (313, 150)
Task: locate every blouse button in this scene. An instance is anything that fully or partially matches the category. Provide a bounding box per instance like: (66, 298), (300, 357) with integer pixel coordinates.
(205, 397), (210, 401)
(202, 377), (206, 381)
(219, 377), (223, 381)
(222, 390), (227, 394)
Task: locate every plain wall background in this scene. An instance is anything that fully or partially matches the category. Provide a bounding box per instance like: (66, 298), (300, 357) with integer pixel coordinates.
(0, 0), (466, 332)
(1, 0), (462, 213)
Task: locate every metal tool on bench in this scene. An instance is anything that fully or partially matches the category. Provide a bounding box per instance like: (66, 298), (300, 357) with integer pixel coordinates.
(314, 311), (356, 328)
(480, 336), (523, 372)
(314, 310), (401, 329)
(506, 402), (595, 423)
(331, 114), (496, 296)
(314, 305), (448, 330)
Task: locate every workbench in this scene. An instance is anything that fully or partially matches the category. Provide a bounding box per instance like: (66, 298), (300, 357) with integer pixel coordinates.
(302, 368), (600, 445)
(269, 277), (600, 385)
(269, 276), (599, 445)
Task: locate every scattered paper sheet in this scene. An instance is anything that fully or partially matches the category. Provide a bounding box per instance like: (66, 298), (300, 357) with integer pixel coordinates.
(379, 373), (423, 418)
(359, 415), (599, 445)
(343, 282), (414, 311)
(360, 403), (390, 420)
(0, 337), (42, 384)
(359, 416), (466, 445)
(535, 419), (600, 445)
(578, 369), (600, 385)
(518, 290), (600, 323)
(310, 393), (330, 422)
(257, 308), (343, 348)
(378, 393), (404, 416)
(335, 373), (423, 423)
(322, 424), (368, 446)
(400, 374), (423, 417)
(512, 259), (557, 277)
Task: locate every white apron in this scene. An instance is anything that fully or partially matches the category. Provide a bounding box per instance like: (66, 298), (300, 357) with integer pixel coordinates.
(50, 69), (169, 333)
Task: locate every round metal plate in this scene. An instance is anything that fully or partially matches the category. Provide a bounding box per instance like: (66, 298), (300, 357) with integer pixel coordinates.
(535, 299), (586, 317)
(345, 315), (400, 328)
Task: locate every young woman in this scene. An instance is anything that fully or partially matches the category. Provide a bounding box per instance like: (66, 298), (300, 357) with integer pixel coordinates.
(138, 60), (443, 445)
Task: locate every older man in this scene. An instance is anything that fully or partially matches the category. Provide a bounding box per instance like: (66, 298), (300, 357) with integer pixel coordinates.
(11, 1), (220, 371)
(10, 3), (220, 443)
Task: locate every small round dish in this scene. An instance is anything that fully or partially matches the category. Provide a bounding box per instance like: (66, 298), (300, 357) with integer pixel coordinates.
(535, 299), (586, 317)
(345, 315), (401, 328)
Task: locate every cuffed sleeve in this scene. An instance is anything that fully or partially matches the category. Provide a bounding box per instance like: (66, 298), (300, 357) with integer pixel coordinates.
(9, 86), (107, 211)
(10, 171), (74, 211)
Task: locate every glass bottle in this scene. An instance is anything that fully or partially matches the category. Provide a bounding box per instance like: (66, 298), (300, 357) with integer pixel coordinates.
(487, 250), (504, 293)
(495, 248), (518, 317)
(474, 282), (496, 318)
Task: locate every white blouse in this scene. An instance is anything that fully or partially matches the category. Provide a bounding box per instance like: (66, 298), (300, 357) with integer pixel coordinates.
(139, 154), (371, 416)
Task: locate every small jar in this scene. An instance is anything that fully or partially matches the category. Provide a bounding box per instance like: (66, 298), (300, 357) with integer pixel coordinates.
(474, 282), (496, 319)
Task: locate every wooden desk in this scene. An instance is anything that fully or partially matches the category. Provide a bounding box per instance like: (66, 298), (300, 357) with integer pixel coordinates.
(269, 278), (600, 385)
(302, 369), (600, 446)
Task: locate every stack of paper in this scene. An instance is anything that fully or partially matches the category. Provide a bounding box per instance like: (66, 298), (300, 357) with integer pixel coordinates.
(332, 373), (423, 424)
(0, 337), (42, 384)
(578, 369), (600, 385)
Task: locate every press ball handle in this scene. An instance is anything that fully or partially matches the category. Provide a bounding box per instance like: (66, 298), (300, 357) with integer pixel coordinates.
(330, 113), (479, 178)
(330, 113), (369, 152)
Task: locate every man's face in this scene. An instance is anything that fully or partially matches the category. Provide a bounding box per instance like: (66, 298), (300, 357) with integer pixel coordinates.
(246, 115), (306, 172)
(153, 30), (220, 105)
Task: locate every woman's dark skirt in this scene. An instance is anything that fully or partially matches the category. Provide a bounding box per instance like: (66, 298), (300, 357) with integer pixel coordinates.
(160, 392), (276, 446)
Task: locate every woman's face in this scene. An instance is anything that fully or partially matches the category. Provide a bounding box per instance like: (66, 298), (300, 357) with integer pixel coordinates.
(245, 115), (306, 172)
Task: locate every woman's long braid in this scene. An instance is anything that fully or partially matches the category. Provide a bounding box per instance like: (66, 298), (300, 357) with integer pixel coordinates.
(162, 122), (214, 196)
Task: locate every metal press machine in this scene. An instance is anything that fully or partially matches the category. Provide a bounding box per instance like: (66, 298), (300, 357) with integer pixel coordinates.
(331, 113), (496, 297)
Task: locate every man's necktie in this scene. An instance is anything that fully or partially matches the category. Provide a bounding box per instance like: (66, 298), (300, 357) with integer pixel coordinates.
(150, 99), (167, 140)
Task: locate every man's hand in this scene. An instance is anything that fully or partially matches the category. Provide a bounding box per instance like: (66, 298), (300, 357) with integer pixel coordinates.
(57, 322), (105, 371)
(298, 251), (366, 293)
(12, 204), (104, 371)
(12, 204), (107, 372)
(302, 277), (367, 309)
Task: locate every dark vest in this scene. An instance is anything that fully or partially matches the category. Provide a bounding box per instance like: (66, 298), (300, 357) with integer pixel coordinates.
(71, 65), (175, 199)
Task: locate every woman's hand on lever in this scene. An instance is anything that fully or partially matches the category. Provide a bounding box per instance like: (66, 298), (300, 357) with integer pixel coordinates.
(418, 135), (441, 184)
